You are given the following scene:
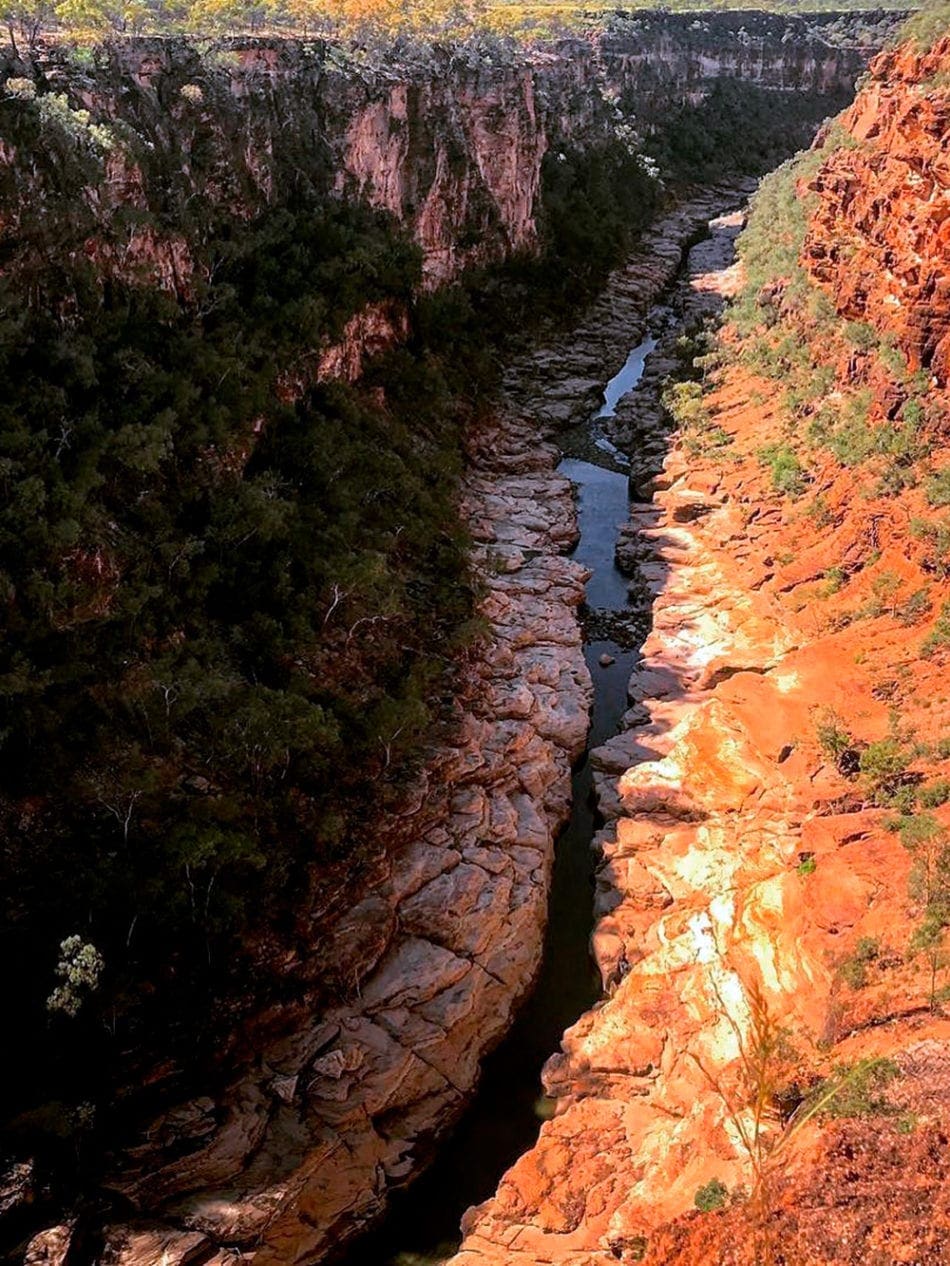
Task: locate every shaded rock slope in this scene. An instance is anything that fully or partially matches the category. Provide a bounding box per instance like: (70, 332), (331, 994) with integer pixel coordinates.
(451, 29), (950, 1266)
(1, 13), (882, 294)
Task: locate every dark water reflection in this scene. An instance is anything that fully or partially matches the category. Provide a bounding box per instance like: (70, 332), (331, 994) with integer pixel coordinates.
(339, 352), (654, 1266)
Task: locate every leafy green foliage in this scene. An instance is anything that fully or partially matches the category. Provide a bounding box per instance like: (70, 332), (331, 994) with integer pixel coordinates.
(923, 600), (950, 658)
(920, 778), (950, 809)
(758, 443), (806, 497)
(535, 141), (659, 302)
(926, 467), (950, 508)
(912, 519), (950, 579)
(808, 1058), (900, 1118)
(838, 936), (879, 990)
(815, 708), (854, 762)
(694, 1178), (729, 1212)
(646, 77), (853, 184)
(899, 813), (950, 1007)
(661, 367), (733, 457)
(859, 738), (911, 803)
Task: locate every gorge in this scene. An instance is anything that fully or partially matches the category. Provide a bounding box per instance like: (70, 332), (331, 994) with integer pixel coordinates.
(4, 7), (950, 1266)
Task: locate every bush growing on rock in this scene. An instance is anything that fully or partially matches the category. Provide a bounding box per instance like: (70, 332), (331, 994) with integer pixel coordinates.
(925, 467), (950, 508)
(895, 586), (932, 626)
(838, 935), (880, 989)
(808, 1058), (900, 1118)
(859, 738), (911, 803)
(758, 442), (807, 497)
(920, 778), (950, 808)
(923, 601), (950, 659)
(694, 1178), (730, 1212)
(899, 812), (950, 1008)
(912, 518), (950, 578)
(815, 708), (855, 766)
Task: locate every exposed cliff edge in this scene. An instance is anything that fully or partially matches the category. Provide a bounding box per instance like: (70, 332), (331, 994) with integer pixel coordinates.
(450, 29), (950, 1266)
(1, 13), (882, 290)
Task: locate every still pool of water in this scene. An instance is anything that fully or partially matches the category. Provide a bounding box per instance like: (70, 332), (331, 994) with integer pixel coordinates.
(557, 457), (634, 610)
(597, 335), (658, 418)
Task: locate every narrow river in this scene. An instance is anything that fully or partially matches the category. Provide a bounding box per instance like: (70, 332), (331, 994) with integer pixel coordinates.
(339, 338), (656, 1266)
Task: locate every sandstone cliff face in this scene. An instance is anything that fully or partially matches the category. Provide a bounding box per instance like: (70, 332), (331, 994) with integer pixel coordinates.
(1, 15), (877, 297)
(804, 34), (950, 382)
(449, 39), (950, 1266)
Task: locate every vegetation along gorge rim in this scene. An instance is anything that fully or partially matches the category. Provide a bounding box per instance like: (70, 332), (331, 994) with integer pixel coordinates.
(3, 3), (950, 1266)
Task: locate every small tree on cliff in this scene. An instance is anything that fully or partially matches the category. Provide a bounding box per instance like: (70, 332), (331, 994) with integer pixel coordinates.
(901, 813), (950, 1009)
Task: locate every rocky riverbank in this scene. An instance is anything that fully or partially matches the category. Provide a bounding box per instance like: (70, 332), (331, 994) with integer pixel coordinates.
(77, 193), (755, 1266)
(447, 193), (756, 1266)
(450, 38), (950, 1263)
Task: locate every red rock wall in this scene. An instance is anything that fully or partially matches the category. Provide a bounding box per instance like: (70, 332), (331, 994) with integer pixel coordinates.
(803, 36), (950, 382)
(449, 38), (950, 1266)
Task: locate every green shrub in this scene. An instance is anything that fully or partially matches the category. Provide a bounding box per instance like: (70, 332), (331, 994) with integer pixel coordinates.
(922, 600), (950, 658)
(911, 518), (950, 578)
(896, 587), (932, 627)
(838, 936), (880, 989)
(859, 738), (911, 802)
(867, 570), (902, 618)
(926, 468), (950, 508)
(900, 812), (950, 1008)
(758, 442), (807, 497)
(845, 320), (879, 352)
(919, 779), (950, 809)
(663, 379), (708, 429)
(816, 709), (855, 762)
(809, 496), (834, 529)
(694, 1178), (729, 1212)
(809, 1058), (900, 1118)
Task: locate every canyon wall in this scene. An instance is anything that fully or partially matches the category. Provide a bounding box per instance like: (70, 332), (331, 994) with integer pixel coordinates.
(2, 16), (895, 1266)
(2, 13), (882, 293)
(451, 29), (950, 1266)
(804, 33), (950, 381)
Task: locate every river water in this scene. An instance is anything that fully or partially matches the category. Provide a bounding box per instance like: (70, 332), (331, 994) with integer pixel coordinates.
(338, 342), (656, 1266)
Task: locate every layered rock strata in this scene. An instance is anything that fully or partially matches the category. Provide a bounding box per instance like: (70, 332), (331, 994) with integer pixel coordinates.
(1, 14), (882, 294)
(804, 33), (950, 382)
(61, 191), (751, 1266)
(451, 45), (950, 1266)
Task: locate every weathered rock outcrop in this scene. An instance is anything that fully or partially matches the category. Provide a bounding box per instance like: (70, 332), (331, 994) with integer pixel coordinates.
(1, 13), (883, 294)
(450, 38), (950, 1266)
(804, 34), (950, 382)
